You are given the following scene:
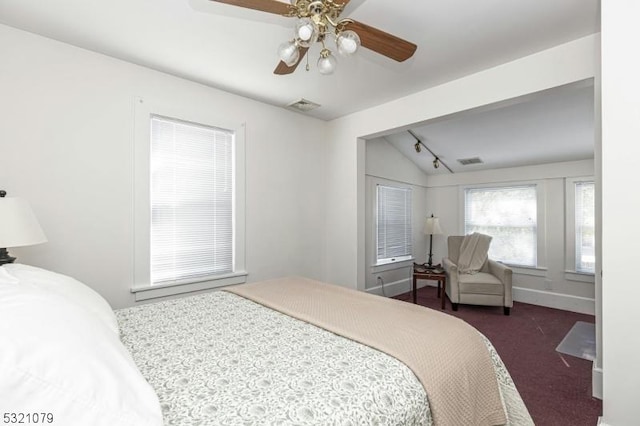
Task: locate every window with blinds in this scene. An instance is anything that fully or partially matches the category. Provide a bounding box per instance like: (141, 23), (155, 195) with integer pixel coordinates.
(464, 185), (537, 267)
(575, 181), (595, 273)
(376, 185), (412, 263)
(150, 115), (234, 285)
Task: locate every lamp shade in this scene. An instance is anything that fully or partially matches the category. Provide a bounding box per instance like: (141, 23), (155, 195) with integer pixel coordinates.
(0, 197), (47, 248)
(423, 216), (443, 236)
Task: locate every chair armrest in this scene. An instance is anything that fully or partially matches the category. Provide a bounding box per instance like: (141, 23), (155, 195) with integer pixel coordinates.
(488, 260), (513, 307)
(443, 258), (460, 303)
(443, 257), (457, 273)
(488, 260), (512, 285)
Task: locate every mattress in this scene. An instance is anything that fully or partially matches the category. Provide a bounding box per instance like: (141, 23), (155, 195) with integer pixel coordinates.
(116, 290), (532, 425)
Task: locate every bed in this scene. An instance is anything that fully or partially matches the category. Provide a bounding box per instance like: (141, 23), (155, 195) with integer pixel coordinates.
(0, 265), (533, 425)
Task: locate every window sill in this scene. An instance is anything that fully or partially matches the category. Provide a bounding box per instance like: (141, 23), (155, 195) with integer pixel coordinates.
(564, 271), (595, 283)
(371, 257), (415, 273)
(508, 265), (547, 277)
(131, 271), (248, 301)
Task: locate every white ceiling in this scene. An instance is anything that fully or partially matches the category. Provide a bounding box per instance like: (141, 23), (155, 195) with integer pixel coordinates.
(0, 0), (597, 169)
(0, 0), (598, 120)
(381, 82), (595, 175)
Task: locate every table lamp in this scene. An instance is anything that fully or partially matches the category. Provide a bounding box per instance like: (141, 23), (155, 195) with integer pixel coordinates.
(0, 190), (47, 265)
(423, 214), (443, 268)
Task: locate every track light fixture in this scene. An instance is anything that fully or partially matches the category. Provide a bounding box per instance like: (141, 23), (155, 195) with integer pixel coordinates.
(407, 130), (453, 173)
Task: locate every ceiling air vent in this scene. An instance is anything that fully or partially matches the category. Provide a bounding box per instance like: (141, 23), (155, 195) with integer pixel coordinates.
(457, 157), (483, 166)
(286, 98), (321, 113)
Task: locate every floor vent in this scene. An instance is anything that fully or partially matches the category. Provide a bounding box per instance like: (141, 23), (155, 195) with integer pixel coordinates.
(457, 157), (483, 165)
(286, 98), (321, 112)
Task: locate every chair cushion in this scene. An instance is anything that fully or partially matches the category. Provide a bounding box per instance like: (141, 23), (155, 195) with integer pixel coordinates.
(458, 272), (504, 296)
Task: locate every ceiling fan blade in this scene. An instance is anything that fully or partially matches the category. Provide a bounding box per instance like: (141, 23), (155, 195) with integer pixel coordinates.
(210, 0), (291, 15)
(343, 20), (417, 62)
(274, 47), (309, 75)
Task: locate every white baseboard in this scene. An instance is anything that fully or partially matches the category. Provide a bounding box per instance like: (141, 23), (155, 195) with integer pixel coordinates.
(368, 283), (595, 314)
(597, 418), (610, 426)
(592, 365), (603, 400)
(366, 278), (433, 298)
(512, 286), (595, 315)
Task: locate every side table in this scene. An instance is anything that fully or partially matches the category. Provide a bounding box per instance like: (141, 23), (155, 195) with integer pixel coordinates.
(412, 264), (447, 309)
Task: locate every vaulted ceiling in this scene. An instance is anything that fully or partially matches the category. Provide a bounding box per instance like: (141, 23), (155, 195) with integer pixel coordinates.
(381, 82), (595, 175)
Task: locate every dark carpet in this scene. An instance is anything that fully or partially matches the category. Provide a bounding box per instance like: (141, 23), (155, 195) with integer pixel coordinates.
(394, 286), (602, 426)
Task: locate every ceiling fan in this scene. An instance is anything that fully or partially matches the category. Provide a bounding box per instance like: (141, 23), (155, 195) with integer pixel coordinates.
(210, 0), (417, 75)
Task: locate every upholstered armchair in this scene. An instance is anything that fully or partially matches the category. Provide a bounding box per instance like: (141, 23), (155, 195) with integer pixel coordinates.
(443, 236), (513, 315)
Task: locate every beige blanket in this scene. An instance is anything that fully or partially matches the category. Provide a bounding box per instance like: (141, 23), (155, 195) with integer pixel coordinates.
(226, 277), (506, 426)
(458, 232), (493, 274)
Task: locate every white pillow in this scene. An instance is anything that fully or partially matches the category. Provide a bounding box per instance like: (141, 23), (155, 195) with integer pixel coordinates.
(0, 281), (163, 426)
(0, 264), (119, 334)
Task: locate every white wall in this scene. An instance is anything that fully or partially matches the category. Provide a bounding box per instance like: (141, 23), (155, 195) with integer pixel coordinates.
(600, 2), (640, 425)
(425, 160), (596, 314)
(364, 138), (428, 295)
(365, 138), (429, 187)
(0, 24), (328, 309)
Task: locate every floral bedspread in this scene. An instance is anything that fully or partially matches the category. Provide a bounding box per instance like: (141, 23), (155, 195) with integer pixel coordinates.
(116, 291), (531, 425)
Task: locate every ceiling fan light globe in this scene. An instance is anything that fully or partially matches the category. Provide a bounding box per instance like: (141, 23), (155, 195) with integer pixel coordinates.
(337, 30), (360, 56)
(278, 40), (300, 67)
(298, 26), (312, 40)
(295, 18), (318, 45)
(317, 50), (337, 75)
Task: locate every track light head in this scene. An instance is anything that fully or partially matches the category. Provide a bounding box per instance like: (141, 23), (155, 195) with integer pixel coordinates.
(414, 142), (421, 153)
(433, 157), (440, 169)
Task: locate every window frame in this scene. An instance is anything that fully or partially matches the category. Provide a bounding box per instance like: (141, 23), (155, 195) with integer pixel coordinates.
(132, 97), (246, 301)
(459, 181), (546, 270)
(374, 183), (413, 266)
(565, 177), (596, 278)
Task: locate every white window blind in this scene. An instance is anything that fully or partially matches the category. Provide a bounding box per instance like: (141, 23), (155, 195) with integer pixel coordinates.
(150, 115), (234, 285)
(464, 185), (537, 267)
(376, 185), (412, 263)
(575, 181), (595, 273)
